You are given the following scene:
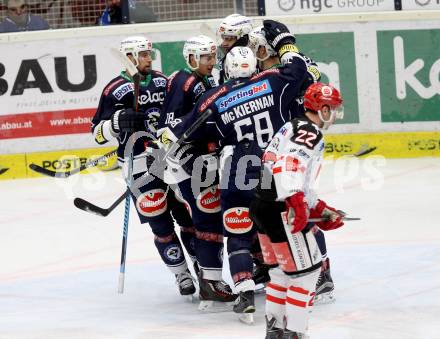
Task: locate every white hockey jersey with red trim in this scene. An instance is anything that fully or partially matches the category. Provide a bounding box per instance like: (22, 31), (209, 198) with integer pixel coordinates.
(260, 118), (324, 206)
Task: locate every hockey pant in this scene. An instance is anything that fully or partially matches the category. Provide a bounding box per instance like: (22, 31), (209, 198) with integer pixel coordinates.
(175, 174), (224, 281)
(250, 197), (322, 333)
(220, 142), (264, 292)
(130, 172), (196, 274)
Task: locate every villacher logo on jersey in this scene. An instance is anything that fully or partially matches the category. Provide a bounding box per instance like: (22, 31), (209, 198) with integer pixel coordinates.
(216, 79), (272, 112)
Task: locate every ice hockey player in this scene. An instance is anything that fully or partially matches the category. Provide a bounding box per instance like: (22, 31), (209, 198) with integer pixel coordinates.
(157, 35), (237, 310)
(248, 26), (336, 304)
(216, 13), (253, 84)
(91, 36), (197, 297)
(250, 82), (345, 339)
(161, 19), (314, 321)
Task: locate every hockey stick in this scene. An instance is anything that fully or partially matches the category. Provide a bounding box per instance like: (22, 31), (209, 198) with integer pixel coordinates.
(0, 168), (9, 175)
(110, 48), (145, 293)
(111, 47), (141, 294)
(308, 216), (361, 222)
(29, 149), (117, 178)
(74, 190), (128, 217)
(74, 109), (214, 217)
(351, 144), (377, 157)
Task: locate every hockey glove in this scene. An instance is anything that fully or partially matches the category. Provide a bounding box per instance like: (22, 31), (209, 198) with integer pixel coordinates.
(262, 20), (297, 59)
(169, 143), (199, 175)
(310, 199), (344, 231)
(285, 192), (309, 234)
(111, 108), (148, 133)
(145, 140), (166, 177)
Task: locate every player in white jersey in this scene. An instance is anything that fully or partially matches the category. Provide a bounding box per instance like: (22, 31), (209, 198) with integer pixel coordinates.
(250, 82), (345, 339)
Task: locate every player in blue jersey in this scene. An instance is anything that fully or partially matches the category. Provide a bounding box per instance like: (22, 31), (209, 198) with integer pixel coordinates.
(91, 36), (197, 297)
(157, 35), (237, 310)
(215, 14), (253, 85)
(162, 20), (314, 319)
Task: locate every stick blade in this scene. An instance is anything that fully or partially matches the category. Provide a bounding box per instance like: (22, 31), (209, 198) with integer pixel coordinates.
(74, 197), (109, 217)
(29, 163), (70, 178)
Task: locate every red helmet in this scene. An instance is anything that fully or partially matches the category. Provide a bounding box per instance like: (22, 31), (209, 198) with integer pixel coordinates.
(304, 82), (343, 112)
(304, 82), (344, 129)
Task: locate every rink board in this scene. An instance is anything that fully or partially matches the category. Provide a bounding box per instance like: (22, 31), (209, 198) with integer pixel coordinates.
(1, 131), (439, 180)
(0, 147), (117, 180)
(1, 12), (440, 155)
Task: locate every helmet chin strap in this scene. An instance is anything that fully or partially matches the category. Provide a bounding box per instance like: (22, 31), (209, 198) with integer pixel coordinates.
(318, 109), (336, 130)
(186, 55), (200, 71)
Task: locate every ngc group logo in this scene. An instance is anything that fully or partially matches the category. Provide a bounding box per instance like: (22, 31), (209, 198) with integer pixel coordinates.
(278, 0), (295, 11)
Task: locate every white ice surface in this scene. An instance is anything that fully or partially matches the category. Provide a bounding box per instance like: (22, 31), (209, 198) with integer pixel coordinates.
(1, 157), (440, 339)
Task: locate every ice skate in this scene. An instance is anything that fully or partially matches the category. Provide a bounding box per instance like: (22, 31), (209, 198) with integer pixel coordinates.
(265, 316), (283, 339)
(198, 276), (237, 312)
(233, 290), (256, 324)
(175, 270), (196, 296)
(315, 258), (335, 305)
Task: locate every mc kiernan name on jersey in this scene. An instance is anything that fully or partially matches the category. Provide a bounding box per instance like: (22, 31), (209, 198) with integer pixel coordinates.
(221, 95), (274, 124)
(216, 79), (272, 113)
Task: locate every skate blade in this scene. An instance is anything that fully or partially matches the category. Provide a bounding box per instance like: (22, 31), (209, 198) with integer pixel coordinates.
(314, 291), (335, 305)
(238, 313), (254, 325)
(198, 300), (235, 313)
(183, 294), (197, 303)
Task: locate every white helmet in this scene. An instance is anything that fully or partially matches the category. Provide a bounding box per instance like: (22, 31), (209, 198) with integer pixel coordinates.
(217, 14), (253, 40)
(119, 36), (153, 66)
(224, 46), (257, 79)
(183, 35), (217, 71)
(248, 26), (276, 61)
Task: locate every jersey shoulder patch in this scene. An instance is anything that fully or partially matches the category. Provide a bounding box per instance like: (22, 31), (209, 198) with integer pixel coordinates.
(290, 118), (323, 150)
(152, 77), (167, 88)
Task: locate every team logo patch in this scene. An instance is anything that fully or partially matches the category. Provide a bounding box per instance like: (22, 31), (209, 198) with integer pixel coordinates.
(152, 77), (167, 88)
(196, 186), (221, 213)
(193, 82), (205, 97)
(321, 85), (333, 97)
(215, 79), (272, 112)
(146, 107), (161, 132)
(279, 126), (288, 136)
(285, 156), (300, 172)
(165, 245), (182, 262)
(136, 189), (167, 217)
(223, 207), (253, 234)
